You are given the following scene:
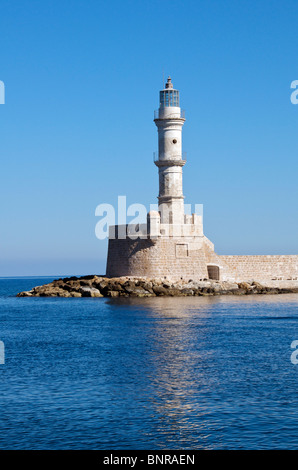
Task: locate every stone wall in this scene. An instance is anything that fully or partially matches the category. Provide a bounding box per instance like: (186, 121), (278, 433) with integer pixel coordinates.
(106, 231), (298, 282)
(106, 236), (209, 281)
(219, 255), (298, 282)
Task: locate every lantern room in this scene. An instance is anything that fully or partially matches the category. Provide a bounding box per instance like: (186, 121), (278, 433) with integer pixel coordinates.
(159, 77), (179, 108)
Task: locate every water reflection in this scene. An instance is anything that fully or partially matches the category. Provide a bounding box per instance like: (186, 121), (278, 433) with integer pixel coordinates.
(144, 304), (211, 448)
(107, 294), (298, 449)
(106, 297), (217, 448)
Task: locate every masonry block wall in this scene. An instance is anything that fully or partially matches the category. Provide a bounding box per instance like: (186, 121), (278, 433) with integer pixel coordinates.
(106, 235), (298, 282)
(106, 237), (209, 280)
(219, 255), (298, 282)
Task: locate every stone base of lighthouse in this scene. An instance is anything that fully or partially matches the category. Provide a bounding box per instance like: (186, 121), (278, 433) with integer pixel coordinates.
(106, 211), (218, 282)
(106, 236), (215, 281)
(105, 210), (298, 283)
(106, 234), (298, 283)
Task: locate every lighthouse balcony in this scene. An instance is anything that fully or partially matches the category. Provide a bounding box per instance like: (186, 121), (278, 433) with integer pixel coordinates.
(153, 152), (186, 166)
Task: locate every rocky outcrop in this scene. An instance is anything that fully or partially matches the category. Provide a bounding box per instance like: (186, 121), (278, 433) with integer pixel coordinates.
(16, 276), (298, 298)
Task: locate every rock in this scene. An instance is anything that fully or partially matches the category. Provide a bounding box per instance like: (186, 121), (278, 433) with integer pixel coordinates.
(232, 288), (247, 295)
(237, 282), (251, 291)
(267, 289), (279, 295)
(80, 279), (93, 287)
(108, 291), (120, 297)
(91, 276), (104, 288)
(221, 282), (240, 291)
(181, 288), (194, 296)
(141, 281), (153, 291)
(166, 288), (184, 296)
(52, 280), (65, 287)
(211, 284), (222, 292)
(79, 287), (103, 297)
(17, 291), (33, 297)
(57, 290), (72, 298)
(251, 281), (264, 289)
(130, 287), (150, 296)
(152, 285), (168, 295)
(70, 292), (82, 298)
(163, 280), (172, 288)
(123, 285), (136, 294)
(123, 283), (154, 296)
(16, 275), (298, 298)
(98, 280), (109, 290)
(109, 282), (124, 292)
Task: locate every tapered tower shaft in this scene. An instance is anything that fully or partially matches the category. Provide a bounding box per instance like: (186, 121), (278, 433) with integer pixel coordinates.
(154, 77), (186, 224)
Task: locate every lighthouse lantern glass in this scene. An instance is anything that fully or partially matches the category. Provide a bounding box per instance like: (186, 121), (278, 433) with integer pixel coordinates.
(160, 90), (179, 107)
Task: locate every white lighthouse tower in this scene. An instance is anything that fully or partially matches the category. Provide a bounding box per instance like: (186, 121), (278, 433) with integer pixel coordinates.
(106, 76), (215, 281)
(154, 77), (186, 225)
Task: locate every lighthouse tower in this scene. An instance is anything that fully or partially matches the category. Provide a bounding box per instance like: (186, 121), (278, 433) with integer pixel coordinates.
(105, 76), (298, 284)
(154, 77), (186, 225)
(106, 76), (217, 281)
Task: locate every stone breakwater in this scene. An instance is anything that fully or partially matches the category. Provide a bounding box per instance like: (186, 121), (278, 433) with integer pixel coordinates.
(17, 276), (298, 298)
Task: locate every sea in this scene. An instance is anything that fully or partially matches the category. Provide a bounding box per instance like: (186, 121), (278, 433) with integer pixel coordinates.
(0, 276), (298, 450)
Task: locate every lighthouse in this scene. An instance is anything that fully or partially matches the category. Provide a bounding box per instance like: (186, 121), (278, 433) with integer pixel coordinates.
(104, 77), (298, 283)
(154, 77), (186, 225)
(106, 76), (216, 281)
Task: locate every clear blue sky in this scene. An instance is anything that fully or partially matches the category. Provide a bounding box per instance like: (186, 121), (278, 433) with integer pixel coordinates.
(0, 0), (297, 276)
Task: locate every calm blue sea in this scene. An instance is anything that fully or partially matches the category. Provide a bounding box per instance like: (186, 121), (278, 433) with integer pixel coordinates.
(0, 277), (298, 450)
